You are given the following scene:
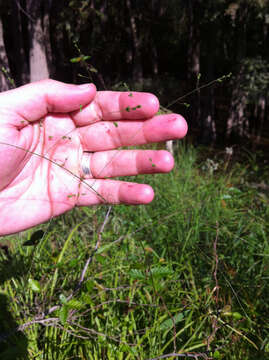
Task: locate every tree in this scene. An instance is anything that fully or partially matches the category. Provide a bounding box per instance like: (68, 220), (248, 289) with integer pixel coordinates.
(125, 0), (143, 85)
(225, 0), (269, 140)
(0, 0), (268, 147)
(0, 1), (12, 91)
(27, 0), (51, 82)
(0, 15), (10, 91)
(9, 0), (29, 85)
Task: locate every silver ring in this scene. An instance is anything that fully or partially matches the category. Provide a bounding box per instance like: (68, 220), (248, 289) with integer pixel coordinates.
(81, 152), (93, 178)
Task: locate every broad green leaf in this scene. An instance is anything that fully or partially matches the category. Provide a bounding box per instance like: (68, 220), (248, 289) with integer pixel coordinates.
(59, 305), (68, 324)
(213, 350), (221, 359)
(159, 311), (189, 331)
(232, 312), (243, 320)
(28, 278), (41, 293)
(59, 293), (68, 305)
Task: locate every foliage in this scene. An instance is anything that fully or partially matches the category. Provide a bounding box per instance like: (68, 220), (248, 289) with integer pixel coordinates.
(0, 144), (268, 359)
(240, 57), (269, 102)
(0, 2), (269, 357)
(1, 0), (269, 141)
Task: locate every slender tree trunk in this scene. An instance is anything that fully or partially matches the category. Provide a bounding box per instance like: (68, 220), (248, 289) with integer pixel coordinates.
(226, 3), (248, 140)
(27, 0), (49, 82)
(226, 94), (236, 139)
(202, 88), (216, 144)
(0, 16), (11, 91)
(151, 40), (158, 76)
(50, 0), (73, 83)
(201, 22), (216, 145)
(150, 0), (160, 76)
(43, 0), (53, 77)
(11, 0), (29, 85)
(187, 0), (201, 131)
(256, 96), (266, 144)
(126, 0), (143, 84)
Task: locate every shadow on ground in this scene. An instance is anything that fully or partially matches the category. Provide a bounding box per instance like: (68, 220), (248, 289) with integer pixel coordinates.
(0, 246), (29, 359)
(0, 293), (28, 359)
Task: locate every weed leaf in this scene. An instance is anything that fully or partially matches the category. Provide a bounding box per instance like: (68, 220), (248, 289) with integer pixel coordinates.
(23, 229), (44, 246)
(28, 278), (41, 293)
(128, 269), (145, 280)
(59, 305), (69, 324)
(159, 311), (189, 331)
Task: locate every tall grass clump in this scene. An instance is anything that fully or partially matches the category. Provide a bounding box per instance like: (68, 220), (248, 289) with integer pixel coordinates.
(0, 143), (268, 360)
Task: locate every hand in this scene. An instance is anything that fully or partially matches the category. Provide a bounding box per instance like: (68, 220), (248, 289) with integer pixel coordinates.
(0, 80), (187, 235)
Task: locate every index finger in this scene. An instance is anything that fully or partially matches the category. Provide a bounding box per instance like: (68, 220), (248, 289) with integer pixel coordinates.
(0, 80), (97, 124)
(71, 91), (160, 126)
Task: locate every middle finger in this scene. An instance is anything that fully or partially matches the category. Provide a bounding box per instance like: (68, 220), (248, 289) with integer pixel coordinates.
(78, 114), (187, 152)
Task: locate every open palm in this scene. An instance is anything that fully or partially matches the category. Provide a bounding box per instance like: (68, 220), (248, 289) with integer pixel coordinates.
(0, 80), (187, 236)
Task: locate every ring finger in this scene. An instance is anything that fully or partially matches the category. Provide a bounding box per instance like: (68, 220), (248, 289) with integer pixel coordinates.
(80, 150), (174, 179)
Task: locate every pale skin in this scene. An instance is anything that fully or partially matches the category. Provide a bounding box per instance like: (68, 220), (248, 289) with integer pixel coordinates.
(0, 80), (188, 236)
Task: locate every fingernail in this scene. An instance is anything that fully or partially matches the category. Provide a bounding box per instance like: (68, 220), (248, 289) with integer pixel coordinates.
(78, 83), (92, 90)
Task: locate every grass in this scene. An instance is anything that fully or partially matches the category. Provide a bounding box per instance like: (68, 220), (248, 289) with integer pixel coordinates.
(0, 143), (268, 359)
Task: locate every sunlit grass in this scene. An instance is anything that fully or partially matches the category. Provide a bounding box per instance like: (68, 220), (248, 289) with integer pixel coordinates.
(0, 144), (268, 359)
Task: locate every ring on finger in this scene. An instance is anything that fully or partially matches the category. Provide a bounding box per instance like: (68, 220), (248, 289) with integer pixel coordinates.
(81, 152), (93, 178)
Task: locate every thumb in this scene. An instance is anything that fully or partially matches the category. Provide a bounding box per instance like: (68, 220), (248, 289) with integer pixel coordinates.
(0, 79), (96, 122)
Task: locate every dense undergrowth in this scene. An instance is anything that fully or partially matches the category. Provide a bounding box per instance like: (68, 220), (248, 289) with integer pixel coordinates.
(0, 144), (268, 359)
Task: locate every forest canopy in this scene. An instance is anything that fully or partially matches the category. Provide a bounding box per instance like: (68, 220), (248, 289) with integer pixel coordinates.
(0, 0), (269, 146)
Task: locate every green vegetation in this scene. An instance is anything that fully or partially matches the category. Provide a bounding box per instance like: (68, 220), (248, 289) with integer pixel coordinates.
(2, 0), (269, 144)
(0, 144), (268, 359)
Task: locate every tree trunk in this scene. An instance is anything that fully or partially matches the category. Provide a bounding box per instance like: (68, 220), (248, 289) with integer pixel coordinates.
(10, 0), (29, 85)
(187, 0), (201, 131)
(226, 3), (248, 140)
(200, 21), (216, 145)
(27, 0), (50, 82)
(43, 0), (53, 77)
(0, 17), (14, 91)
(126, 0), (143, 85)
(151, 40), (158, 76)
(256, 96), (266, 145)
(150, 0), (160, 76)
(0, 16), (11, 91)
